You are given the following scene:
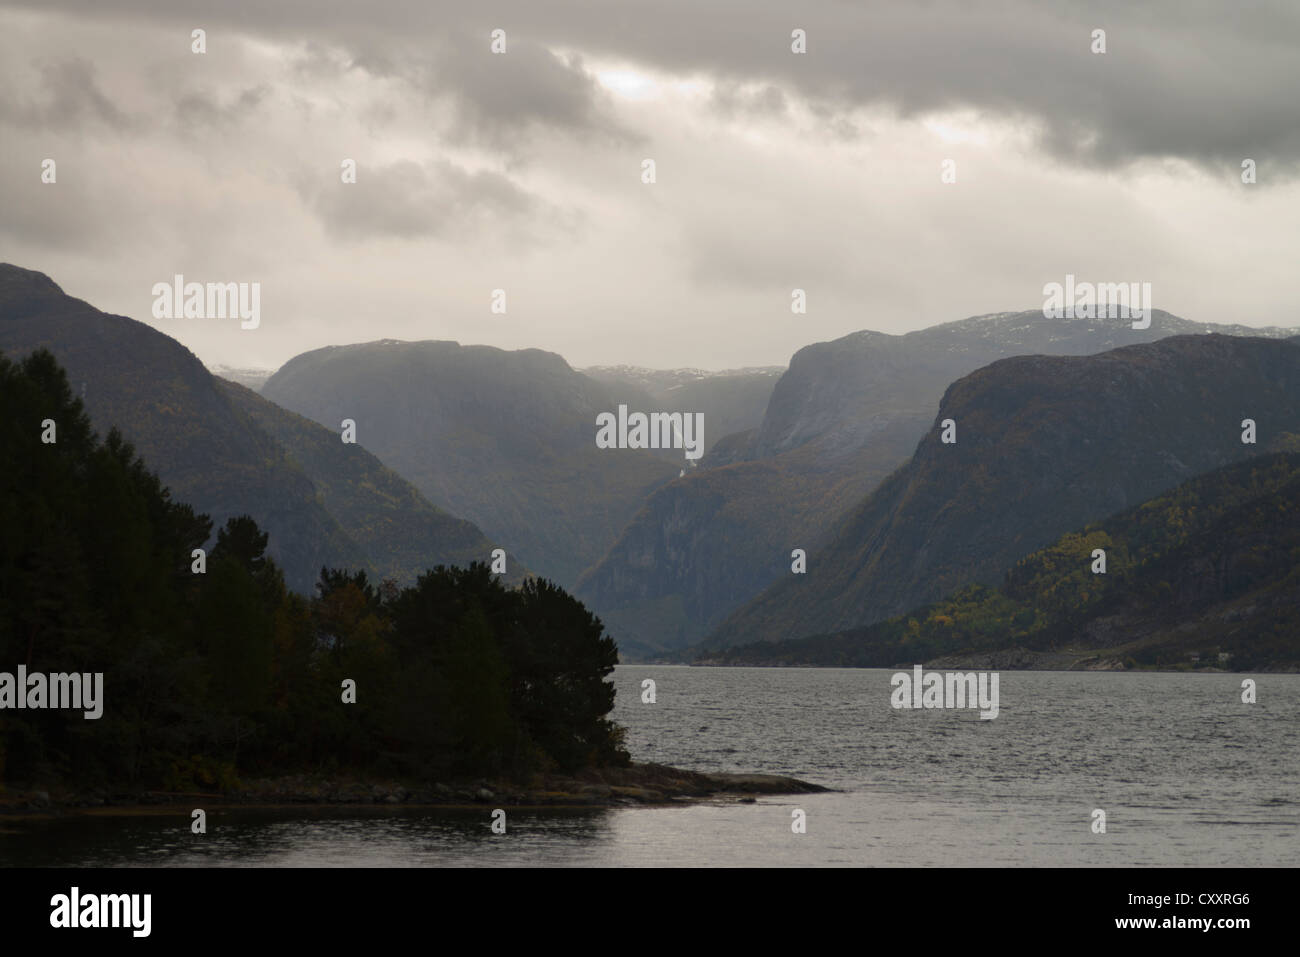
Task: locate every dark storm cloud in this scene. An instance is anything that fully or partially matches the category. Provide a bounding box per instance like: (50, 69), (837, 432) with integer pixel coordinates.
(421, 37), (616, 146)
(3, 1), (629, 152)
(2, 0), (1297, 374)
(8, 0), (1297, 172)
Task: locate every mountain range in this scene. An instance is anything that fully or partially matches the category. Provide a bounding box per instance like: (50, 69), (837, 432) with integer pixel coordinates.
(702, 334), (1300, 652)
(5, 262), (1298, 669)
(579, 310), (1299, 659)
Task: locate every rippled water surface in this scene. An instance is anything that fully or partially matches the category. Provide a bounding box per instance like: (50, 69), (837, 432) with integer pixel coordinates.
(4, 667), (1297, 866)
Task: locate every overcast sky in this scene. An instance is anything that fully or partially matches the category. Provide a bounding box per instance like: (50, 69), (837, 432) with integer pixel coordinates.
(2, 0), (1299, 372)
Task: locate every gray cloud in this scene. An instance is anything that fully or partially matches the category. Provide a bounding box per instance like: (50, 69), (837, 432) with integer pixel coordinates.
(0, 58), (134, 131)
(305, 158), (544, 241)
(0, 153), (107, 249)
(710, 82), (787, 121)
(174, 85), (269, 130)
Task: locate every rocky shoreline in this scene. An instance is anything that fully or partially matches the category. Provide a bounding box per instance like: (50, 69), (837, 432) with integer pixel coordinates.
(0, 762), (829, 820)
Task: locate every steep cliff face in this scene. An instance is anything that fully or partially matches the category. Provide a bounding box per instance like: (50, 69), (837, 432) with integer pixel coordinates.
(580, 311), (1299, 659)
(262, 340), (680, 587)
(576, 423), (922, 659)
(703, 335), (1300, 650)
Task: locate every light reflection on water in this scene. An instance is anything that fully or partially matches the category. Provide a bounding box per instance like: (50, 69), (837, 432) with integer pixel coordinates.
(3, 667), (1297, 866)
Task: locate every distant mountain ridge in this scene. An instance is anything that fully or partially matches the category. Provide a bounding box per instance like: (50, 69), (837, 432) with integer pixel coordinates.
(701, 334), (1300, 651)
(261, 339), (682, 587)
(581, 364), (784, 390)
(721, 309), (1299, 465)
(209, 364), (275, 391)
(580, 364), (782, 459)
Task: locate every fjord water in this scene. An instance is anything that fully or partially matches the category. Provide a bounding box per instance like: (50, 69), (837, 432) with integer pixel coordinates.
(6, 667), (1297, 867)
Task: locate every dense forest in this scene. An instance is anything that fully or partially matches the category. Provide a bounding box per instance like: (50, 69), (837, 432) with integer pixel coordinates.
(0, 349), (627, 792)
